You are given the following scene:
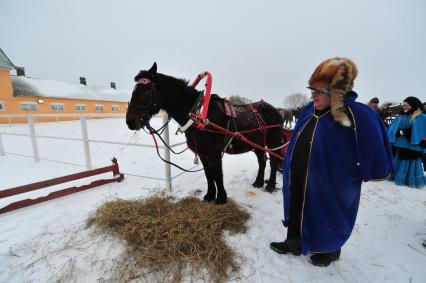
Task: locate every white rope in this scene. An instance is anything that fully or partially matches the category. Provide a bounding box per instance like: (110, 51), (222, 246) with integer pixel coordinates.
(268, 141), (290, 151)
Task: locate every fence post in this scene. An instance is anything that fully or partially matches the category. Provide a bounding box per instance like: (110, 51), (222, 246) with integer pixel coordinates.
(80, 115), (92, 169)
(0, 132), (5, 156)
(163, 114), (172, 192)
(28, 115), (40, 162)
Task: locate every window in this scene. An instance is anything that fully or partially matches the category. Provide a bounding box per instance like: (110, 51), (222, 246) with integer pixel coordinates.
(0, 101), (4, 111)
(111, 105), (120, 111)
(95, 105), (104, 111)
(75, 104), (87, 111)
(21, 101), (38, 111)
(51, 103), (65, 111)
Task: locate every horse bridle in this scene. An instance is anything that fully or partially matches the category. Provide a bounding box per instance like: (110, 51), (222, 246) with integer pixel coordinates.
(127, 78), (160, 125)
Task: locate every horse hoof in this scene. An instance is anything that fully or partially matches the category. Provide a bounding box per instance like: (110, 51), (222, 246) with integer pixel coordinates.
(265, 186), (277, 193)
(203, 195), (216, 202)
(252, 181), (264, 188)
(215, 198), (227, 205)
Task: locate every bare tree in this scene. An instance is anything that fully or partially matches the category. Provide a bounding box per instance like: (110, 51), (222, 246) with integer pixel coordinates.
(283, 92), (308, 110)
(228, 95), (252, 105)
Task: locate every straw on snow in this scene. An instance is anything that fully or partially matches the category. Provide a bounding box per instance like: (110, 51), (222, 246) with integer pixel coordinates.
(87, 194), (251, 283)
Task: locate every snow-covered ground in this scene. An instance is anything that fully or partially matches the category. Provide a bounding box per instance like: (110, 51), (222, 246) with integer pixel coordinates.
(0, 118), (425, 282)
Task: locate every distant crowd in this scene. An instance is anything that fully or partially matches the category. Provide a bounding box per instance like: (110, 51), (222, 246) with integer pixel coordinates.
(367, 96), (426, 189)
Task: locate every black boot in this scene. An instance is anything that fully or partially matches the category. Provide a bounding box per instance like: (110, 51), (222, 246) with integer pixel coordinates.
(308, 249), (341, 267)
(270, 239), (302, 255)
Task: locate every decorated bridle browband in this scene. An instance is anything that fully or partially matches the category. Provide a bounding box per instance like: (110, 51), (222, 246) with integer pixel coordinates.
(137, 77), (152, 85)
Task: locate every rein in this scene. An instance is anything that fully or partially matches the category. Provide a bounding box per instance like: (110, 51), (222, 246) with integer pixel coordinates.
(149, 127), (206, 173)
(147, 122), (189, 155)
(148, 124), (227, 173)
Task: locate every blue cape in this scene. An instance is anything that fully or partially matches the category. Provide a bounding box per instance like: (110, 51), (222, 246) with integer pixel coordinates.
(282, 92), (394, 254)
(387, 112), (426, 154)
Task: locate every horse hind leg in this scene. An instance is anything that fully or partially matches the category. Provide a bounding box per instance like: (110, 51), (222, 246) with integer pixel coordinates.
(265, 155), (278, 192)
(252, 149), (266, 188)
(265, 130), (283, 192)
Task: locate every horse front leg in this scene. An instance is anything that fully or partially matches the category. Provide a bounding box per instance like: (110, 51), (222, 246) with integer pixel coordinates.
(200, 156), (216, 202)
(211, 158), (227, 205)
(252, 149), (266, 188)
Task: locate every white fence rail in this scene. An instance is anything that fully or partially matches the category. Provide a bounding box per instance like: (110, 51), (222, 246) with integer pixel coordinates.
(0, 113), (186, 192)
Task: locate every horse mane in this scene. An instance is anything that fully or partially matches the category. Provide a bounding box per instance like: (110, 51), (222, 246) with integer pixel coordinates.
(134, 70), (196, 98)
(134, 71), (189, 87)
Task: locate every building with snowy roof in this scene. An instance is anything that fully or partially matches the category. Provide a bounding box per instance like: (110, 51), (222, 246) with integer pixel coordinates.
(0, 48), (130, 124)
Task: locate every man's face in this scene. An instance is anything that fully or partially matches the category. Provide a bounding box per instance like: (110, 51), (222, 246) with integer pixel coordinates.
(311, 89), (331, 111)
(368, 102), (379, 110)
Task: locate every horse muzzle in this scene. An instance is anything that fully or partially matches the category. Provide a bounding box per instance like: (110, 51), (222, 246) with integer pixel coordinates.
(126, 118), (140, 131)
(126, 114), (151, 131)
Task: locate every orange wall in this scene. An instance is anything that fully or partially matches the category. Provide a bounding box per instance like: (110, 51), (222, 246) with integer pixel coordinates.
(0, 70), (128, 124)
(0, 68), (13, 101)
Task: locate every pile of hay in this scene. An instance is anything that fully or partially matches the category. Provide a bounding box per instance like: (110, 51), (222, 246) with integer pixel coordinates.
(87, 195), (251, 282)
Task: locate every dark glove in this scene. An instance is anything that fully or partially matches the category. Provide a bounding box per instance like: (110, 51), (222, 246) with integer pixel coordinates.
(402, 127), (412, 138)
(420, 139), (426, 148)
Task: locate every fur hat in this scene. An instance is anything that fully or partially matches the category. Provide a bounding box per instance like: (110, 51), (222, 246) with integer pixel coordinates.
(369, 97), (379, 104)
(309, 57), (358, 127)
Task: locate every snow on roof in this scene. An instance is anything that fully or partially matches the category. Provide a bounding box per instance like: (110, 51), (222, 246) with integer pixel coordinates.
(11, 75), (131, 102)
(0, 48), (16, 70)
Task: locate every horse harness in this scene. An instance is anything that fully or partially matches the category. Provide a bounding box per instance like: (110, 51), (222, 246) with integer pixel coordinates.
(194, 99), (278, 156)
(130, 75), (285, 173)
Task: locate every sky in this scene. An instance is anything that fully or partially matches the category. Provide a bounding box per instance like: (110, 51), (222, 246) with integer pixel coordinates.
(1, 0), (425, 106)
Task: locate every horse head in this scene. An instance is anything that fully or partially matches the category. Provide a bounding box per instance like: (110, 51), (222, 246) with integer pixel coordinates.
(126, 62), (164, 130)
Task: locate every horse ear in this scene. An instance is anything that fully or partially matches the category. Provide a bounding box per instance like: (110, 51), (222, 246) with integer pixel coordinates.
(148, 62), (157, 74)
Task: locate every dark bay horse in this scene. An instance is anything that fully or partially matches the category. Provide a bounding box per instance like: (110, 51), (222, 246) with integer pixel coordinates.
(126, 63), (283, 204)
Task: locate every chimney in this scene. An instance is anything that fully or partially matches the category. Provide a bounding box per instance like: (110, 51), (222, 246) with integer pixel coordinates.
(110, 82), (116, 89)
(16, 67), (25, 76)
(80, 77), (87, 85)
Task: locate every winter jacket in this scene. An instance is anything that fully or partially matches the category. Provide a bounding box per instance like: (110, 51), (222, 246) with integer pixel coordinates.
(282, 91), (394, 254)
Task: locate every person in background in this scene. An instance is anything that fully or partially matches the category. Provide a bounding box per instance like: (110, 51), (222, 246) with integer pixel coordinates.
(270, 57), (394, 267)
(387, 97), (426, 188)
(379, 103), (393, 128)
(368, 97), (393, 127)
(368, 97), (380, 111)
(423, 102), (426, 171)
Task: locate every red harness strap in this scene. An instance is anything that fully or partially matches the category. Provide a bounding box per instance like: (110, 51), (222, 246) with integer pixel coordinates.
(188, 71), (283, 160)
(189, 113), (283, 160)
(247, 104), (264, 127)
(190, 72), (212, 128)
(247, 103), (268, 154)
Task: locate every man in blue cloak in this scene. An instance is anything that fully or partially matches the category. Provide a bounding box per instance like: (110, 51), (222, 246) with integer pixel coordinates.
(270, 57), (394, 266)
